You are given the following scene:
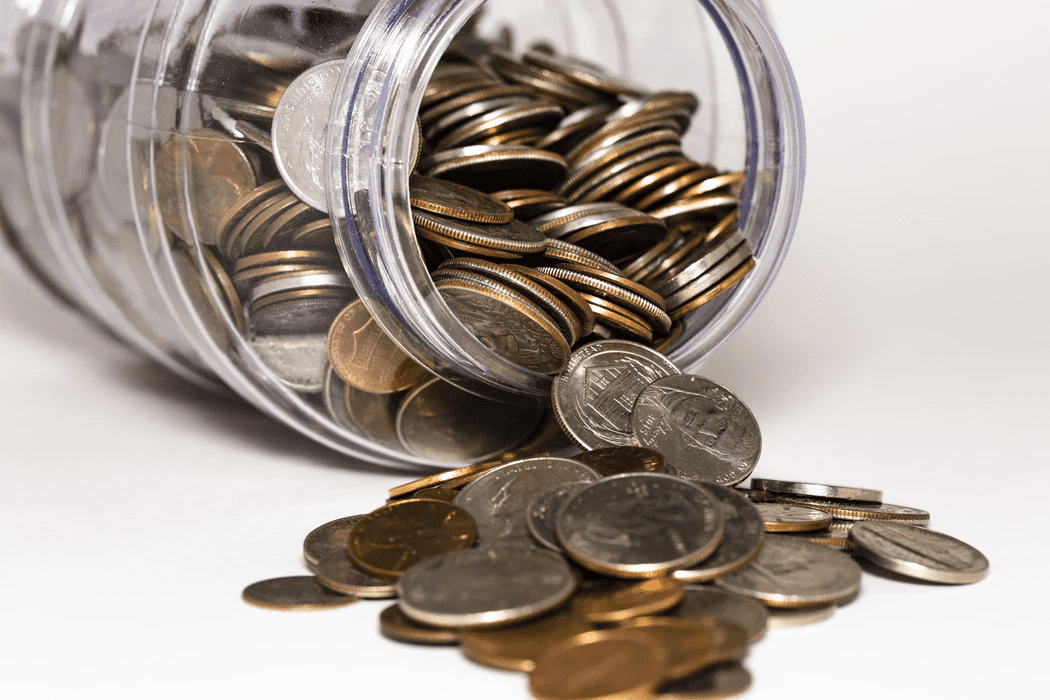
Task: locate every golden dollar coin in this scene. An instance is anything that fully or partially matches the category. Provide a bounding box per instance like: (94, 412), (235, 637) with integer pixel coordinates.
(460, 608), (593, 672)
(529, 629), (669, 700)
(570, 578), (684, 624)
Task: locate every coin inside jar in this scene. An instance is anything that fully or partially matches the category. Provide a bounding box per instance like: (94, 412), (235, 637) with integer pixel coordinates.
(326, 299), (432, 394)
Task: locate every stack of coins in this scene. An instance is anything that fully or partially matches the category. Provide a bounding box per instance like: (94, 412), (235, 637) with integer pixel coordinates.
(244, 339), (990, 700)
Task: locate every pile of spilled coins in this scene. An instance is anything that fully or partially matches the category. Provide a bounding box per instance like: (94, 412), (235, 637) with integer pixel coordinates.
(244, 339), (991, 700)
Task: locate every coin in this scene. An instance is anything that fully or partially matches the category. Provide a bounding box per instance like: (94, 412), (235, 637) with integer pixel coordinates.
(755, 503), (834, 533)
(326, 300), (432, 394)
(765, 605), (836, 630)
(573, 446), (669, 477)
(271, 59), (342, 211)
(460, 608), (593, 672)
(347, 498), (478, 578)
(395, 377), (545, 463)
(453, 456), (600, 545)
(412, 487), (460, 503)
(552, 339), (680, 450)
(715, 534), (862, 608)
(397, 545), (577, 628)
(666, 586), (769, 644)
(302, 514), (362, 570)
(848, 521), (989, 584)
(571, 578), (685, 624)
(672, 484), (765, 583)
(615, 617), (717, 681)
(241, 576), (357, 611)
(526, 481), (593, 552)
(413, 209), (547, 254)
(388, 460), (502, 499)
(421, 144), (569, 193)
(658, 663), (752, 700)
(774, 496), (931, 525)
(749, 478), (883, 504)
(409, 174), (514, 224)
(529, 629), (669, 700)
(313, 550), (399, 599)
(632, 374), (761, 487)
(556, 473), (725, 578)
(379, 603), (460, 645)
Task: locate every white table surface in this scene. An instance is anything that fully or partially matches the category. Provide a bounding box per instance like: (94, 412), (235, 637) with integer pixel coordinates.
(2, 1), (1047, 698)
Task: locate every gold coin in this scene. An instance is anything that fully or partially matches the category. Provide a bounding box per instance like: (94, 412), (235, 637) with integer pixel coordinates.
(387, 460), (501, 499)
(571, 578), (684, 624)
(573, 446), (669, 477)
(379, 603), (460, 645)
(460, 608), (593, 672)
(411, 487), (460, 503)
(529, 629), (670, 700)
(241, 576), (357, 611)
(326, 299), (432, 394)
(618, 617), (718, 681)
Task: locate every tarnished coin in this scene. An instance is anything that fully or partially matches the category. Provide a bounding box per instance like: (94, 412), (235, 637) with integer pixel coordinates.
(395, 377), (545, 463)
(556, 473), (725, 578)
(529, 629), (670, 700)
(632, 374), (761, 486)
(397, 545), (577, 628)
(553, 339), (680, 450)
(303, 514), (362, 570)
(313, 550), (399, 599)
(526, 481), (593, 552)
(750, 478), (882, 504)
(667, 586), (769, 644)
(659, 662), (752, 700)
(755, 503), (833, 533)
(347, 498), (477, 578)
(571, 578), (685, 624)
(716, 534), (862, 609)
(774, 496), (931, 525)
(326, 300), (432, 394)
(242, 576), (356, 611)
(573, 446), (669, 477)
(379, 603), (460, 645)
(271, 59), (342, 211)
(618, 617), (717, 681)
(460, 608), (593, 672)
(453, 456), (600, 545)
(673, 484), (765, 583)
(848, 521), (989, 584)
(409, 174), (514, 224)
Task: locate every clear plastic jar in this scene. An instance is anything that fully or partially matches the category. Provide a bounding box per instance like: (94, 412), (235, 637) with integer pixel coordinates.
(0, 0), (804, 469)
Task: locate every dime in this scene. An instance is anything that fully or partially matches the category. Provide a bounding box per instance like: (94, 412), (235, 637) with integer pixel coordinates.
(409, 174), (514, 224)
(379, 603), (460, 645)
(773, 496), (930, 525)
(618, 617), (717, 681)
(571, 578), (685, 624)
(672, 484), (765, 583)
(749, 478), (883, 504)
(395, 377), (545, 463)
(659, 663), (752, 700)
(271, 59), (342, 211)
(715, 534), (862, 608)
(397, 545), (577, 628)
(526, 481), (593, 552)
(632, 374), (761, 486)
(529, 629), (669, 700)
(326, 300), (432, 394)
(848, 521), (989, 584)
(313, 550), (399, 599)
(460, 608), (593, 672)
(552, 339), (680, 450)
(755, 503), (833, 533)
(666, 585), (769, 644)
(242, 576), (356, 611)
(556, 473), (725, 578)
(453, 456), (600, 545)
(347, 499), (478, 578)
(573, 446), (669, 477)
(302, 514), (362, 570)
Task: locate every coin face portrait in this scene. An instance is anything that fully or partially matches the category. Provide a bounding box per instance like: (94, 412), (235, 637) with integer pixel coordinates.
(581, 487), (699, 551)
(647, 382), (757, 458)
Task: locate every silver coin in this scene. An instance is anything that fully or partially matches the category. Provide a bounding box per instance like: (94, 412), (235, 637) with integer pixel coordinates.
(525, 481), (592, 552)
(750, 478), (882, 504)
(314, 550), (399, 599)
(715, 534), (862, 608)
(552, 339), (680, 450)
(397, 545), (577, 628)
(453, 457), (599, 545)
(556, 473), (725, 578)
(669, 585), (769, 644)
(673, 484), (765, 582)
(766, 605), (836, 630)
(271, 59), (342, 212)
(251, 332), (330, 393)
(773, 495), (931, 525)
(242, 576), (356, 611)
(632, 374), (761, 486)
(848, 521), (989, 584)
(395, 377), (545, 464)
(659, 662), (752, 700)
(302, 514), (363, 570)
(755, 503), (833, 532)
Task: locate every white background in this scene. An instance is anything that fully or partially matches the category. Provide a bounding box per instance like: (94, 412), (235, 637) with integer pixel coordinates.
(2, 1), (1048, 698)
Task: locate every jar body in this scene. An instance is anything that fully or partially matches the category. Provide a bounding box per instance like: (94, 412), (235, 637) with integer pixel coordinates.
(0, 0), (804, 469)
